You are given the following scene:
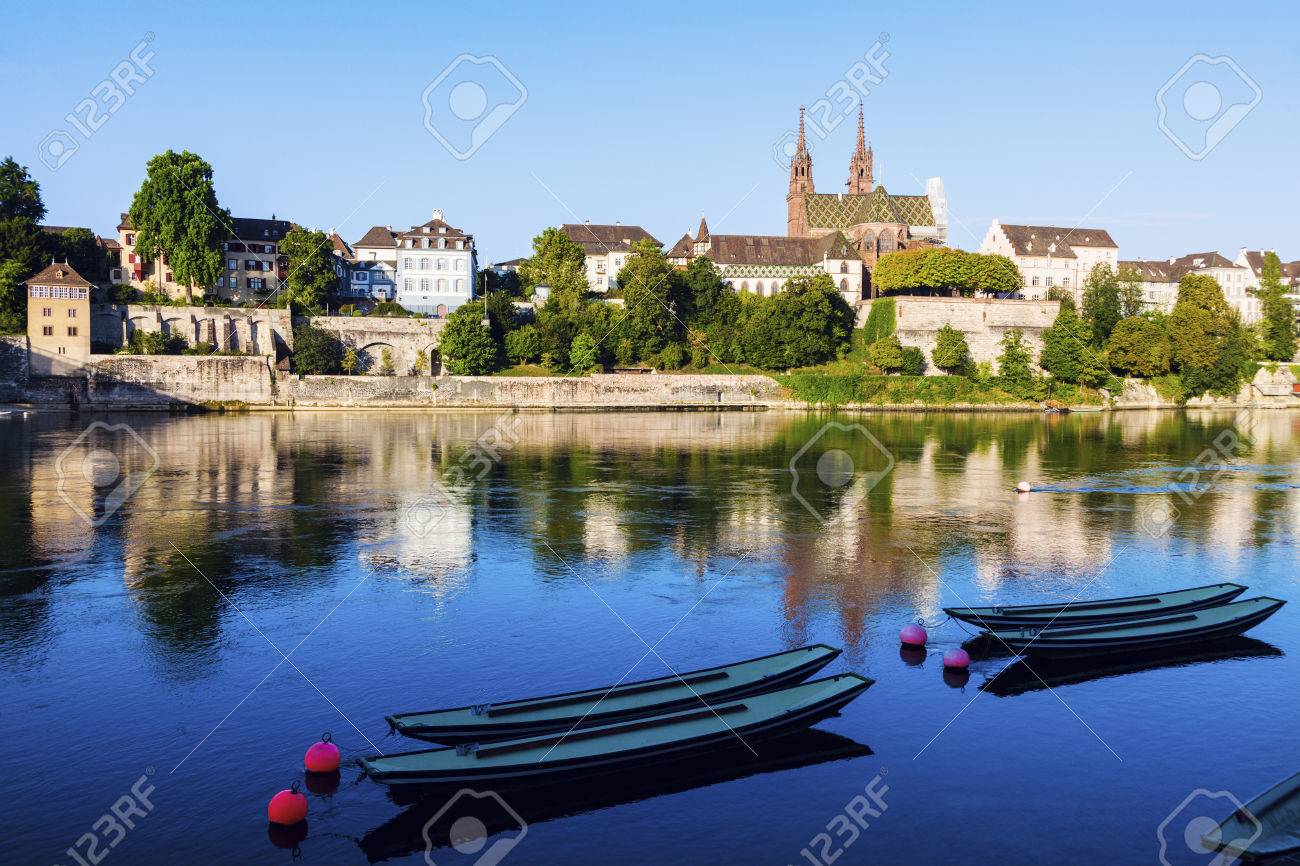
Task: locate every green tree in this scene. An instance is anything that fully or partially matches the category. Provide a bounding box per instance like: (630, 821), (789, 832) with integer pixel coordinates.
(280, 228), (339, 308)
(378, 347), (395, 376)
(931, 324), (970, 373)
(0, 157), (46, 221)
(1081, 263), (1122, 345)
(682, 256), (727, 326)
(0, 157), (47, 278)
(56, 227), (110, 281)
(0, 258), (28, 332)
(1117, 265), (1145, 319)
(505, 324), (541, 364)
(974, 253), (1023, 296)
(870, 248), (927, 294)
(1039, 305), (1094, 384)
(292, 324), (343, 374)
(618, 239), (685, 360)
(1170, 273), (1238, 395)
(517, 227), (588, 301)
(1255, 251), (1297, 361)
(996, 329), (1042, 399)
(1107, 316), (1172, 377)
(439, 301), (499, 374)
(742, 273), (853, 369)
(569, 332), (599, 372)
(412, 349), (430, 375)
(899, 345), (926, 375)
(865, 335), (905, 372)
(128, 150), (228, 302)
(341, 346), (358, 375)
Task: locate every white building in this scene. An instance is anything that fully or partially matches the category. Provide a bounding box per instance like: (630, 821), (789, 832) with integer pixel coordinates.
(352, 225), (398, 264)
(978, 221), (1119, 304)
(560, 223), (662, 292)
(394, 210), (477, 316)
(668, 218), (866, 307)
(1121, 251), (1261, 323)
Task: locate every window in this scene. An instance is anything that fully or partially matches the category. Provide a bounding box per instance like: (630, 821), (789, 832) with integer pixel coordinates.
(217, 277), (225, 288)
(1063, 278), (1070, 288)
(1031, 277), (1040, 287)
(249, 278), (264, 290)
(438, 238), (446, 249)
(67, 327), (78, 337)
(354, 272), (368, 282)
(614, 257), (622, 268)
(404, 278), (413, 291)
(264, 245), (272, 253)
(436, 258), (447, 270)
(437, 278), (448, 292)
(229, 277), (238, 289)
(755, 281), (764, 293)
(228, 259), (236, 270)
(164, 272), (172, 282)
(126, 233), (135, 245)
(42, 326), (52, 336)
(58, 346), (65, 354)
(840, 261), (848, 273)
(455, 278), (465, 292)
(596, 276), (604, 285)
(404, 258), (413, 269)
(420, 278), (431, 291)
(42, 307), (52, 317)
(420, 258), (430, 270)
(454, 259), (464, 271)
(1046, 277), (1054, 287)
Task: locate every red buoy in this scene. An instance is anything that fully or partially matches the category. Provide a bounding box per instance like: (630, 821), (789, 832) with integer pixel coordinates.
(942, 648), (971, 669)
(305, 732), (341, 774)
(900, 623), (928, 647)
(268, 781), (308, 826)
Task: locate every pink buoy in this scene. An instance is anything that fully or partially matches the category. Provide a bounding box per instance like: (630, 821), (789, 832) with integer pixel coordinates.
(304, 732), (340, 774)
(900, 623), (928, 647)
(267, 781), (308, 826)
(942, 648), (971, 669)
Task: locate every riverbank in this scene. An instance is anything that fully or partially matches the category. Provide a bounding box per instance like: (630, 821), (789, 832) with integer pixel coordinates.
(6, 363), (1297, 412)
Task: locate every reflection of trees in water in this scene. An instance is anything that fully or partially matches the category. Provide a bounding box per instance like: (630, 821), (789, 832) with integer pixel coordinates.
(10, 408), (1296, 669)
(0, 424), (56, 656)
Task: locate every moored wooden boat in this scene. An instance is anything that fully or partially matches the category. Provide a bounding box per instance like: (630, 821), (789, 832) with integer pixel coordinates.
(945, 583), (1247, 631)
(362, 674), (873, 785)
(985, 597), (1285, 658)
(1203, 770), (1300, 861)
(387, 644), (840, 743)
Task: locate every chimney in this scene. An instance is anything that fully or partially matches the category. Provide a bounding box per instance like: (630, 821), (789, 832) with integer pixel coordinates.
(431, 208), (444, 222)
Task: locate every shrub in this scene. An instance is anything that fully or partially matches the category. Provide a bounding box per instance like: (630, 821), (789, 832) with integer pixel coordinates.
(931, 324), (970, 373)
(569, 332), (599, 372)
(292, 324), (343, 374)
(865, 335), (904, 372)
(899, 345), (926, 376)
(505, 324), (541, 365)
(1107, 316), (1172, 377)
(653, 343), (686, 370)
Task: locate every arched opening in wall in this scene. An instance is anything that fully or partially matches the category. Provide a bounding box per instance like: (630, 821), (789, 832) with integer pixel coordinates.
(755, 281), (765, 294)
(436, 304), (448, 317)
(194, 318), (217, 348)
(162, 318), (186, 350)
(419, 341), (440, 375)
(840, 278), (849, 292)
(860, 230), (877, 258)
(840, 261), (848, 273)
(357, 341), (396, 375)
(740, 281), (749, 292)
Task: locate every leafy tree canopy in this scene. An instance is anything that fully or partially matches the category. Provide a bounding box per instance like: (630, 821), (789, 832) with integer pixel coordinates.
(439, 301), (499, 375)
(1107, 316), (1172, 378)
(280, 228), (338, 308)
(0, 157), (45, 222)
(292, 324), (343, 374)
(128, 150), (228, 301)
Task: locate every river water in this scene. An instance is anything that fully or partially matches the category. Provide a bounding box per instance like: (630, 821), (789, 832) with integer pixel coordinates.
(3, 409), (1298, 865)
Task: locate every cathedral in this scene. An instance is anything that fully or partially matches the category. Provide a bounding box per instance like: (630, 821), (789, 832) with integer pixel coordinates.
(667, 107), (947, 305)
(786, 106), (947, 264)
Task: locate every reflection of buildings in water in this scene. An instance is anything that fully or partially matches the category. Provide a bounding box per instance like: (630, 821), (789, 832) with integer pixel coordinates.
(358, 486), (474, 596)
(1200, 485), (1256, 565)
(581, 494), (628, 561)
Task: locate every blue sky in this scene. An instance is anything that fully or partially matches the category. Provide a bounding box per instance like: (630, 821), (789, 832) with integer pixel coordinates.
(3, 0), (1297, 264)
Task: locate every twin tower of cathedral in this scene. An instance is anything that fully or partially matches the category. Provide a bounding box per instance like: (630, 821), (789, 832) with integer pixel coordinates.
(785, 105), (948, 258)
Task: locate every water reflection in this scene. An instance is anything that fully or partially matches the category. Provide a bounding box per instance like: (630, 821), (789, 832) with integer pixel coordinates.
(3, 409), (1297, 670)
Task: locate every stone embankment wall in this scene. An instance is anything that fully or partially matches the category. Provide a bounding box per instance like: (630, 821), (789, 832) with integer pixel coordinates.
(90, 304), (293, 359)
(0, 335), (28, 401)
(284, 374), (436, 407)
(429, 375), (783, 408)
(307, 316), (446, 375)
(84, 355), (275, 405)
(858, 296), (1061, 372)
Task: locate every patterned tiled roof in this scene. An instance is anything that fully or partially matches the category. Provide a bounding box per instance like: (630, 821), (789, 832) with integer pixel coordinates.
(718, 263), (823, 279)
(804, 186), (935, 229)
(705, 231), (861, 266)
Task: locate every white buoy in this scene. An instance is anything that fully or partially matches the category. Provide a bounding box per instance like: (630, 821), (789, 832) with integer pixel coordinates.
(1016, 481), (1032, 493)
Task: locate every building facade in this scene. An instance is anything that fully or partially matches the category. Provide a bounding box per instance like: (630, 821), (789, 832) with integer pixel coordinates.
(560, 223), (662, 292)
(668, 217), (866, 306)
(26, 262), (92, 376)
(1121, 252), (1261, 323)
(979, 221), (1119, 304)
(115, 213), (291, 303)
(785, 107), (947, 266)
(393, 210), (477, 316)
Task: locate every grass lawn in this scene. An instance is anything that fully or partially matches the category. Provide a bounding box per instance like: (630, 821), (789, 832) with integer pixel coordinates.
(493, 364), (557, 377)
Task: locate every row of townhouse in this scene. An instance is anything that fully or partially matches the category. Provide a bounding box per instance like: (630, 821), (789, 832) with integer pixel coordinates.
(330, 209), (478, 316)
(112, 213), (293, 303)
(979, 220), (1298, 325)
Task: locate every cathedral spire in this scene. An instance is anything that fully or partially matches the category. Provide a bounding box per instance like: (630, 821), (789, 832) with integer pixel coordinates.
(787, 106), (815, 237)
(847, 104), (873, 195)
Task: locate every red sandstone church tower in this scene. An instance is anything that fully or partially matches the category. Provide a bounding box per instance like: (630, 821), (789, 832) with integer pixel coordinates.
(847, 106), (873, 195)
(786, 107), (814, 236)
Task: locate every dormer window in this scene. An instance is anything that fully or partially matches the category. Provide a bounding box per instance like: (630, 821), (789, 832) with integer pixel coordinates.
(422, 227), (430, 233)
(439, 227), (446, 234)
